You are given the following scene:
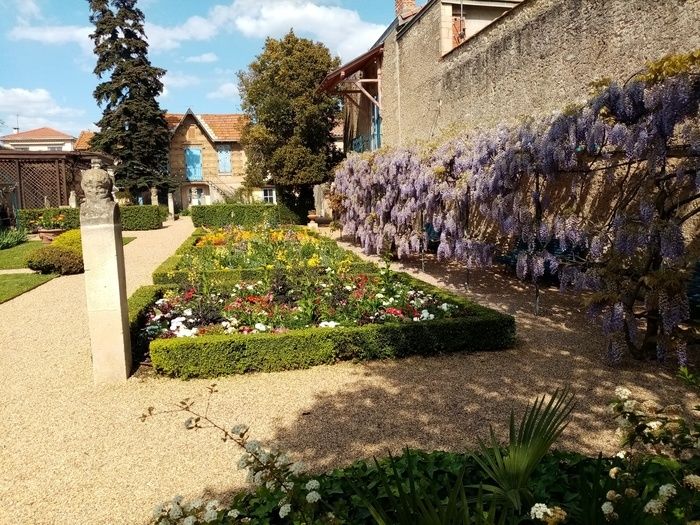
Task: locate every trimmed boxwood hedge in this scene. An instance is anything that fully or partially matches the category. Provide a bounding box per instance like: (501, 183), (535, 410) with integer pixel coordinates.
(17, 205), (162, 231)
(190, 203), (300, 228)
(150, 313), (515, 378)
(17, 207), (81, 230)
(135, 272), (515, 378)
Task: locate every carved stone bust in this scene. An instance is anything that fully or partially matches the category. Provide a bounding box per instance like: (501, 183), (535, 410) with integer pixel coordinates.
(80, 158), (120, 225)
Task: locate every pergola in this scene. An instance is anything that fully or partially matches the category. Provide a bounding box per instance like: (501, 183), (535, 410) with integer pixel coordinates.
(0, 150), (112, 222)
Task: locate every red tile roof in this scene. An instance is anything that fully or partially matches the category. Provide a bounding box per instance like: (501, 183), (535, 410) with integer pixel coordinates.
(74, 112), (248, 151)
(167, 112), (248, 142)
(74, 130), (95, 151)
(0, 126), (74, 141)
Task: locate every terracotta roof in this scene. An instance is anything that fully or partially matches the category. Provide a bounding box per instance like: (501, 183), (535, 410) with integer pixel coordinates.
(319, 45), (384, 92)
(74, 130), (95, 151)
(0, 126), (74, 141)
(166, 112), (248, 142)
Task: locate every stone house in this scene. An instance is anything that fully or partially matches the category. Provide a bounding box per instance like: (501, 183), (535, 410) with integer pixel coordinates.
(77, 110), (277, 209)
(323, 0), (700, 150)
(0, 127), (77, 151)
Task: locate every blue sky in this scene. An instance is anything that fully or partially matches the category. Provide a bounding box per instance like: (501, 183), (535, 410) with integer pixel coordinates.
(0, 0), (398, 136)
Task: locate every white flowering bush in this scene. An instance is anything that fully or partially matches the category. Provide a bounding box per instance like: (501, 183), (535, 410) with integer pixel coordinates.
(610, 386), (699, 458)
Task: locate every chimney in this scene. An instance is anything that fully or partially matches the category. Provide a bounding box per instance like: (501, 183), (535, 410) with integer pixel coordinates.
(395, 0), (417, 18)
(12, 127), (19, 134)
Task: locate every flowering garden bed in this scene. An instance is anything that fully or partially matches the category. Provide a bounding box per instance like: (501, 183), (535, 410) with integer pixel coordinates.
(131, 229), (515, 377)
(152, 226), (375, 285)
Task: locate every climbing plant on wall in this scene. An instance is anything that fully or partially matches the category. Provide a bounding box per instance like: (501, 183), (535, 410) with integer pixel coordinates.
(333, 51), (700, 364)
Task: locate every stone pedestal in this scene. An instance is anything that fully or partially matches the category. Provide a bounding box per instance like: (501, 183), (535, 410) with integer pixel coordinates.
(150, 187), (159, 206)
(167, 192), (175, 218)
(68, 190), (77, 208)
(80, 159), (131, 384)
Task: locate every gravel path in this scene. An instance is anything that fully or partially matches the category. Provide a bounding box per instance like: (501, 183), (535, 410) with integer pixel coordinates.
(1, 222), (697, 525)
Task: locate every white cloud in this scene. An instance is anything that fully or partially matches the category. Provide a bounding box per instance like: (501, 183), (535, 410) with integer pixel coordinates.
(0, 87), (88, 136)
(13, 0), (41, 23)
(7, 1), (386, 62)
(185, 52), (219, 63)
(207, 82), (239, 100)
(8, 24), (93, 53)
(163, 72), (200, 89)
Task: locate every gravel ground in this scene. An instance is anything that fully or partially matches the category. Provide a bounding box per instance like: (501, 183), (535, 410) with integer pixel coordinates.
(1, 221), (697, 525)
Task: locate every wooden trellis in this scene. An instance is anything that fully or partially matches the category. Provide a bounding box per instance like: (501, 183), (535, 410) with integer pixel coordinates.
(0, 151), (111, 220)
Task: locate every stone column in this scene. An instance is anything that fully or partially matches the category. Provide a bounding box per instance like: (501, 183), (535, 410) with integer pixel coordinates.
(80, 159), (131, 384)
(150, 187), (159, 206)
(68, 190), (77, 208)
(167, 192), (175, 219)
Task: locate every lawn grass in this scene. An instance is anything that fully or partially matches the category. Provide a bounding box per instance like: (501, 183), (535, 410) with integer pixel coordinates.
(0, 241), (43, 269)
(0, 273), (55, 303)
(0, 237), (134, 271)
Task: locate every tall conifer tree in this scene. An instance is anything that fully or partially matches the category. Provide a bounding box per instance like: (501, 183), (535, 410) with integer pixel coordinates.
(88, 0), (170, 193)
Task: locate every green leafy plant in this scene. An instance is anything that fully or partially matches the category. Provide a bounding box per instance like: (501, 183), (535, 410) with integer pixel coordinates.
(0, 228), (27, 250)
(472, 389), (575, 518)
(26, 245), (84, 275)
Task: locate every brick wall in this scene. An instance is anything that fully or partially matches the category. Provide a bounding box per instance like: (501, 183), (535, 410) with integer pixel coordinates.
(382, 0), (700, 147)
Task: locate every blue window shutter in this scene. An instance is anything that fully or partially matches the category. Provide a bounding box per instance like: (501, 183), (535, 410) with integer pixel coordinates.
(217, 145), (231, 174)
(185, 147), (203, 181)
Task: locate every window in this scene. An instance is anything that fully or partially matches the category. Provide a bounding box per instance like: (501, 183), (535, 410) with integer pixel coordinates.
(47, 146), (62, 151)
(217, 144), (231, 174)
(262, 188), (276, 204)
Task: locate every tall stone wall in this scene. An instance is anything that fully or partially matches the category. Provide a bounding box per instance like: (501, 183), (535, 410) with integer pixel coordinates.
(381, 0), (700, 147)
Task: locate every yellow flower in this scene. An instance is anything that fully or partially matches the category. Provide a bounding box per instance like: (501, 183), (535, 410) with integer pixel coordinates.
(307, 256), (320, 268)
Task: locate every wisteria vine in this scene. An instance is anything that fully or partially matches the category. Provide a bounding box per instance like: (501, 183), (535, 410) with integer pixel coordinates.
(332, 51), (700, 364)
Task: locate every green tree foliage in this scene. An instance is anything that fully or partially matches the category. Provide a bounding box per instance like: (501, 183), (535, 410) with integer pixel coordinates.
(88, 0), (170, 193)
(238, 31), (342, 211)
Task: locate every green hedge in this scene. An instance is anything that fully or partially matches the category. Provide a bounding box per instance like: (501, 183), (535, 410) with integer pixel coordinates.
(17, 208), (80, 230)
(140, 273), (515, 378)
(18, 205), (163, 231)
(120, 205), (163, 230)
(190, 203), (301, 228)
(150, 311), (514, 378)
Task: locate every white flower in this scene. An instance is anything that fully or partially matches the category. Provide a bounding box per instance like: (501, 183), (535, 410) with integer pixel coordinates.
(279, 504), (291, 518)
(254, 323), (267, 332)
(319, 321), (339, 328)
(289, 462), (305, 475)
(658, 484), (676, 501)
(168, 502), (183, 519)
(683, 474), (700, 491)
(306, 491), (321, 503)
(183, 308), (193, 317)
(439, 303), (452, 311)
(305, 479), (320, 491)
(231, 424), (249, 436)
(615, 451), (627, 459)
(203, 508), (218, 522)
(643, 499), (665, 515)
(614, 387), (631, 400)
(344, 285), (353, 291)
(189, 499), (204, 510)
(206, 500), (220, 511)
(606, 490), (620, 501)
(622, 400), (638, 412)
(375, 293), (385, 299)
(601, 501), (615, 515)
(530, 503), (550, 520)
(609, 467), (621, 479)
(228, 509), (241, 518)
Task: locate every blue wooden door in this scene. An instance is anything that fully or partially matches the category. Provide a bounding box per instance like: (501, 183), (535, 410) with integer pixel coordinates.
(185, 147), (202, 181)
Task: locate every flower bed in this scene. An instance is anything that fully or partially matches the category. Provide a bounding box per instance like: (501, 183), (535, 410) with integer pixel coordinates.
(132, 262), (514, 377)
(152, 227), (375, 285)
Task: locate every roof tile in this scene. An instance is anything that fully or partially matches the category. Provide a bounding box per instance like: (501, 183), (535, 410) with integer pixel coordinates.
(0, 126), (74, 141)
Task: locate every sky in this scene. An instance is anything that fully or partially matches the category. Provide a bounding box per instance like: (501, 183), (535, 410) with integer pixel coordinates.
(0, 0), (398, 137)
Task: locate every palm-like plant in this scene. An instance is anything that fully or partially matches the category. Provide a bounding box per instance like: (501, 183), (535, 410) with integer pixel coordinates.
(471, 388), (576, 518)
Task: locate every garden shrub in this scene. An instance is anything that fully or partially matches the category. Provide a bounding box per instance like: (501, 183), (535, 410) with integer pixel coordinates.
(147, 298), (514, 378)
(120, 205), (163, 230)
(27, 245), (84, 275)
(17, 205), (163, 231)
(190, 203), (301, 228)
(17, 207), (80, 230)
(0, 228), (27, 249)
(51, 229), (82, 253)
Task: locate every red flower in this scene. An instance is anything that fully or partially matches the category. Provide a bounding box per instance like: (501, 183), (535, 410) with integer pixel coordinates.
(385, 307), (404, 317)
(182, 287), (196, 301)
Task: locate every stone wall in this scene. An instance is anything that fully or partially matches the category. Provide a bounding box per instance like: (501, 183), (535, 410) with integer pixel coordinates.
(382, 0), (700, 147)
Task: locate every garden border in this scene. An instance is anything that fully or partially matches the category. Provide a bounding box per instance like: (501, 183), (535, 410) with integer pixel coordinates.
(131, 272), (515, 378)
